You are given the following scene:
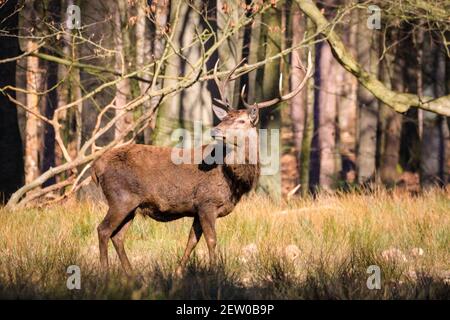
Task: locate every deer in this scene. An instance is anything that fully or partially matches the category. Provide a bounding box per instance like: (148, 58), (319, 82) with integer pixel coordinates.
(91, 52), (313, 277)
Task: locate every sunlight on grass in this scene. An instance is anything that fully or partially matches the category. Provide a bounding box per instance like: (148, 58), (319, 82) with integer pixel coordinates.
(0, 188), (448, 299)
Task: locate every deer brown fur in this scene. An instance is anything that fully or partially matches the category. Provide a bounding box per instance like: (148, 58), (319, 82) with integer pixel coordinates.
(93, 52), (312, 276)
(93, 108), (260, 276)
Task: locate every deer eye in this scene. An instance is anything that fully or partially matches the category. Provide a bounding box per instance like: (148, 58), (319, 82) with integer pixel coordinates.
(238, 120), (246, 124)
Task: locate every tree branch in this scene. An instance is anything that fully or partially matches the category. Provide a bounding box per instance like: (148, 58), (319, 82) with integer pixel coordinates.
(31, 51), (155, 83)
(297, 0), (450, 117)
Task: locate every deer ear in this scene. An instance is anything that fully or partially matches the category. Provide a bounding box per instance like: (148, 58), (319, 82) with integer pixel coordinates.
(248, 106), (259, 125)
(212, 105), (228, 120)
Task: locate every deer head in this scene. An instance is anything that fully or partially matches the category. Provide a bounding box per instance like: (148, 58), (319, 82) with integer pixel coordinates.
(210, 51), (313, 145)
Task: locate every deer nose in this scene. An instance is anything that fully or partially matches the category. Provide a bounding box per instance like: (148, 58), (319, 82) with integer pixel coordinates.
(211, 127), (223, 138)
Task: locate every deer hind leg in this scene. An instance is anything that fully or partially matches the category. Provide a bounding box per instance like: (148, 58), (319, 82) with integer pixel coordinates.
(198, 210), (217, 266)
(176, 216), (202, 276)
(111, 213), (135, 275)
(98, 205), (135, 273)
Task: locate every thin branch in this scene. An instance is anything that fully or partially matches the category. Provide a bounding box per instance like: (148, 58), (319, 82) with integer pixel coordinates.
(297, 0), (450, 116)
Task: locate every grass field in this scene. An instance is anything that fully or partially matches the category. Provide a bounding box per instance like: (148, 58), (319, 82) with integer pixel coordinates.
(0, 188), (449, 299)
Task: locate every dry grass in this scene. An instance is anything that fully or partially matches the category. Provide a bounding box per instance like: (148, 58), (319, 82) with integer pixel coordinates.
(0, 188), (449, 299)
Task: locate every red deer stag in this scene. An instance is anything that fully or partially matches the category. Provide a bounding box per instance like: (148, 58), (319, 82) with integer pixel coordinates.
(92, 52), (313, 276)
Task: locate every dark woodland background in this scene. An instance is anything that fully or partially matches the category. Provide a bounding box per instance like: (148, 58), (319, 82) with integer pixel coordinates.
(0, 0), (449, 206)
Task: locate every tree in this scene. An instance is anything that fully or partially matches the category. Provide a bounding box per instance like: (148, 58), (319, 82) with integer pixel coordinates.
(246, 3), (262, 105)
(0, 0), (24, 203)
(153, 0), (214, 146)
(79, 0), (115, 150)
(136, 0), (154, 144)
(114, 0), (133, 142)
(257, 2), (282, 198)
(23, 0), (42, 184)
(41, 0), (61, 187)
(289, 2), (306, 187)
(217, 0), (244, 107)
(299, 17), (315, 197)
(379, 29), (403, 186)
(297, 0), (450, 117)
(355, 7), (379, 184)
(3, 0), (449, 208)
(5, 0), (276, 208)
(420, 38), (446, 187)
(317, 41), (338, 189)
(337, 5), (357, 185)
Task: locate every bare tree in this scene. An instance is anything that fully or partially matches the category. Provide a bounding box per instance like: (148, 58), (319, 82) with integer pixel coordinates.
(317, 41), (338, 189)
(257, 3), (282, 198)
(114, 0), (133, 142)
(217, 0), (245, 107)
(379, 30), (403, 186)
(289, 3), (306, 185)
(4, 0), (448, 208)
(135, 0), (153, 144)
(0, 0), (24, 203)
(421, 40), (446, 187)
(299, 17), (316, 197)
(24, 0), (42, 184)
(297, 0), (450, 116)
(355, 8), (379, 184)
(337, 5), (357, 185)
(4, 1), (301, 208)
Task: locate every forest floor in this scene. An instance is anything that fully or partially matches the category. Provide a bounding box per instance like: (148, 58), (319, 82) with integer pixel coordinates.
(0, 188), (449, 299)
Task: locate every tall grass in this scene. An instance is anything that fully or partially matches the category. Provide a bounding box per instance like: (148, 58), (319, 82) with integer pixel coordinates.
(0, 188), (448, 299)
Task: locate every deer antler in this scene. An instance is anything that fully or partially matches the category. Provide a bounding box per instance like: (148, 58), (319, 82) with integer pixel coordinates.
(213, 58), (246, 110)
(241, 50), (314, 109)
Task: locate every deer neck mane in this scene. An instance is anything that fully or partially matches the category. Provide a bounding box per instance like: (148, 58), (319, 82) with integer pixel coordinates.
(200, 139), (260, 197)
(223, 162), (260, 196)
(222, 141), (260, 198)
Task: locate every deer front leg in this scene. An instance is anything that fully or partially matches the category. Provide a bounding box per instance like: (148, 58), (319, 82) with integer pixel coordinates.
(198, 211), (217, 266)
(176, 216), (202, 276)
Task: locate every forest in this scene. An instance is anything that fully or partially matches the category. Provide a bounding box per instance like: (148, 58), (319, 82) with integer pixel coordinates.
(0, 0), (449, 300)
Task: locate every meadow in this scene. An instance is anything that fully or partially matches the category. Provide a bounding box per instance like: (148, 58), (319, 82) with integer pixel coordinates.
(0, 188), (448, 299)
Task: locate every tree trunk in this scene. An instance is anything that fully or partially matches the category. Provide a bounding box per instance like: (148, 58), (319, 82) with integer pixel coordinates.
(152, 0), (187, 146)
(0, 0), (24, 203)
(257, 3), (282, 199)
(297, 0), (450, 117)
(356, 9), (379, 184)
(79, 0), (115, 149)
(153, 0), (212, 147)
(280, 2), (295, 195)
(289, 1), (305, 188)
(137, 0), (166, 145)
(41, 0), (60, 187)
(421, 40), (446, 187)
(379, 30), (403, 186)
(149, 0), (170, 143)
(317, 41), (337, 190)
(299, 17), (315, 197)
(114, 0), (132, 142)
(337, 6), (357, 185)
(136, 0), (153, 144)
(55, 0), (71, 167)
(24, 1), (41, 185)
(246, 8), (262, 105)
(217, 0), (244, 107)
